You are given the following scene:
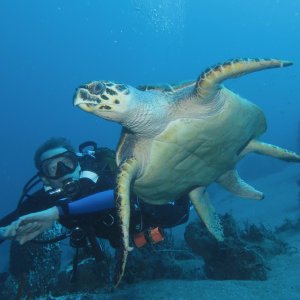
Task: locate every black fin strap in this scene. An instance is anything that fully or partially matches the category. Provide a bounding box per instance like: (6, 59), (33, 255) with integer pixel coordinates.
(71, 248), (79, 283)
(58, 202), (70, 218)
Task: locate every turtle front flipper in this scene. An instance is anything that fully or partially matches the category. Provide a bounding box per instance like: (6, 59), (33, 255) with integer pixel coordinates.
(113, 157), (139, 288)
(189, 187), (224, 241)
(242, 140), (300, 162)
(196, 58), (293, 102)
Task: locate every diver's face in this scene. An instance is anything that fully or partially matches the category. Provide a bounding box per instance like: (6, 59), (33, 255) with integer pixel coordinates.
(39, 147), (81, 188)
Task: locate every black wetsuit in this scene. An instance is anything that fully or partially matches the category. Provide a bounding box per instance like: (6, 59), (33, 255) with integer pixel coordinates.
(0, 149), (190, 248)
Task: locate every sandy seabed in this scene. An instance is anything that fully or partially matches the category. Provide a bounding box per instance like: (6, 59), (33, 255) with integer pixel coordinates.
(45, 164), (300, 300)
(109, 233), (300, 300)
(49, 238), (300, 300)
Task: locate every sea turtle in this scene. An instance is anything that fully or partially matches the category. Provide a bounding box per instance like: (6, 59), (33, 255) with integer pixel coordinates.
(73, 58), (300, 287)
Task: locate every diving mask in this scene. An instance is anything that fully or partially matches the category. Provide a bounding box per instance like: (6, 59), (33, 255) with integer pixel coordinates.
(40, 151), (79, 179)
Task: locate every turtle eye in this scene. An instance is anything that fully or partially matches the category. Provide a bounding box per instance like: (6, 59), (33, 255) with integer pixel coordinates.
(90, 82), (105, 95)
(80, 90), (89, 100)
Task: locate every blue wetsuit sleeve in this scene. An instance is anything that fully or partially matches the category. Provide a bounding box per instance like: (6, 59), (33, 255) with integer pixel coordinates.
(57, 190), (115, 217)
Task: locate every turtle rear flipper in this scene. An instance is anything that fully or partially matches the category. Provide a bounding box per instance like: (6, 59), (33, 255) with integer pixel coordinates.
(113, 158), (139, 288)
(243, 140), (300, 162)
(217, 169), (264, 200)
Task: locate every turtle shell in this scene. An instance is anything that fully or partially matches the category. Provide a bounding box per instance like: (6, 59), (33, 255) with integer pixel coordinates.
(133, 88), (266, 203)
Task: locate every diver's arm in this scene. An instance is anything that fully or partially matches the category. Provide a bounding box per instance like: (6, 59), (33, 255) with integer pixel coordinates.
(0, 210), (19, 244)
(0, 189), (51, 243)
(0, 188), (53, 228)
(0, 219), (41, 243)
(0, 190), (115, 244)
(2, 190), (116, 244)
(0, 226), (11, 241)
(57, 189), (115, 217)
(0, 210), (20, 227)
(0, 197), (40, 227)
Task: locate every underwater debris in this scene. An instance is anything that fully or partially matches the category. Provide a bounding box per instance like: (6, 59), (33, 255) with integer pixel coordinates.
(124, 230), (203, 284)
(0, 215), (291, 298)
(52, 230), (203, 296)
(54, 257), (111, 296)
(15, 273), (27, 300)
(184, 214), (287, 280)
(276, 218), (300, 233)
(52, 242), (112, 296)
(277, 175), (300, 233)
(0, 272), (28, 300)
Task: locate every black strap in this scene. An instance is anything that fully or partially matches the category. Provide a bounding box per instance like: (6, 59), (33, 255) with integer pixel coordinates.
(30, 232), (71, 244)
(59, 202), (70, 217)
(79, 141), (97, 153)
(87, 225), (105, 262)
(71, 248), (79, 283)
(17, 173), (41, 209)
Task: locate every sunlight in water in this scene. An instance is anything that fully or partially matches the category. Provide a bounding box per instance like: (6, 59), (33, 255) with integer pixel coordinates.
(131, 0), (186, 35)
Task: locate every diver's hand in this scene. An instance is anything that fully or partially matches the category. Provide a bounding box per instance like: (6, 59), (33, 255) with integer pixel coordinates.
(15, 207), (59, 245)
(0, 220), (40, 241)
(0, 222), (20, 240)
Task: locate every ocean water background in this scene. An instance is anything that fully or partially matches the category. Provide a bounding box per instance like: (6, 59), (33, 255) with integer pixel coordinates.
(0, 0), (299, 272)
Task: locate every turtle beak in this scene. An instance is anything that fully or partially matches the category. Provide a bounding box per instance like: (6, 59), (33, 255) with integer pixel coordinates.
(75, 102), (95, 113)
(73, 88), (100, 112)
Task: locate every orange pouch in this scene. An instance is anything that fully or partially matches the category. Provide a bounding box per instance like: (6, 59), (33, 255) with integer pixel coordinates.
(149, 227), (164, 244)
(133, 232), (147, 248)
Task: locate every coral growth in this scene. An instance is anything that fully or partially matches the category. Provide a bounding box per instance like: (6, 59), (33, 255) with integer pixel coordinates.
(52, 230), (203, 296)
(52, 241), (113, 296)
(0, 214), (290, 298)
(184, 214), (287, 280)
(124, 230), (203, 284)
(277, 175), (300, 233)
(0, 222), (62, 299)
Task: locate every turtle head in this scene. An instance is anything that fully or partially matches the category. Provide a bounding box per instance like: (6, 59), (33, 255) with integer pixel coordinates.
(74, 81), (133, 122)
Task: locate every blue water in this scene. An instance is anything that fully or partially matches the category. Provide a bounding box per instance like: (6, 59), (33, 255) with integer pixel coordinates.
(0, 0), (299, 284)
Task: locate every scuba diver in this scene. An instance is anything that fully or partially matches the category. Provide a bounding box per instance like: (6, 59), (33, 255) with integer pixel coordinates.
(0, 137), (190, 251)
